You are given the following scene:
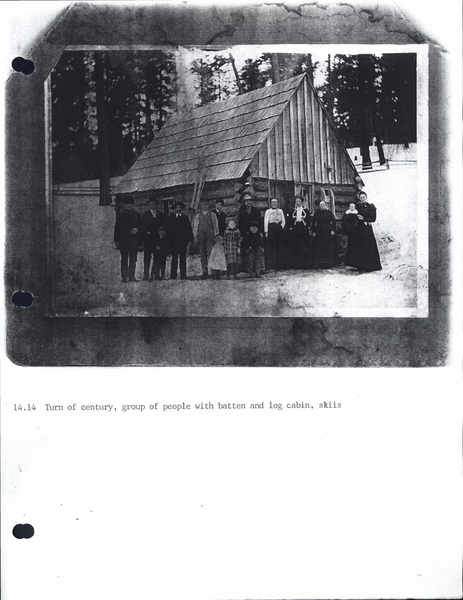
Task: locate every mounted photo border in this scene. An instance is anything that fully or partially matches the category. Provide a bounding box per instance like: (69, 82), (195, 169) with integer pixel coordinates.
(4, 2), (453, 365)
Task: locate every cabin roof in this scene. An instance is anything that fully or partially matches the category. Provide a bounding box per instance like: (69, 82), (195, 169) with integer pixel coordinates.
(114, 75), (306, 194)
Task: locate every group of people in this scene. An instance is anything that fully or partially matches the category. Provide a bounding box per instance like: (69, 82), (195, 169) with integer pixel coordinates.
(113, 191), (381, 283)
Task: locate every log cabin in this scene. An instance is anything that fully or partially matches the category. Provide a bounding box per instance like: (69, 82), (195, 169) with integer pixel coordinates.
(114, 73), (362, 222)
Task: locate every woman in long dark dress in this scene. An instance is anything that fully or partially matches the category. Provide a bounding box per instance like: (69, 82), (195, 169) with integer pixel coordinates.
(287, 195), (311, 269)
(311, 200), (337, 268)
(351, 192), (382, 272)
(342, 202), (361, 268)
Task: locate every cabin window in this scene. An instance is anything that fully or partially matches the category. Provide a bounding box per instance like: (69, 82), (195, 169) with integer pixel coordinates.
(159, 198), (173, 215)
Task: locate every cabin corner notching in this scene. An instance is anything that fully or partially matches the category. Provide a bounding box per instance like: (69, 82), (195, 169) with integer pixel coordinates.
(114, 73), (361, 220)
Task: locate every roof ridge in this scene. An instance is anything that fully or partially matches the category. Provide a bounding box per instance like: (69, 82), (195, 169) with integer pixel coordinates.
(166, 72), (306, 126)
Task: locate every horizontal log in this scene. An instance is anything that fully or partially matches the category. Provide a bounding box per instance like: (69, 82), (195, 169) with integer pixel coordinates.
(251, 190), (270, 201)
(253, 179), (269, 192)
(201, 181), (240, 198)
(222, 196), (238, 207)
(201, 189), (238, 201)
(234, 182), (245, 192)
(224, 205), (239, 217)
(252, 201), (269, 211)
(315, 185), (357, 196)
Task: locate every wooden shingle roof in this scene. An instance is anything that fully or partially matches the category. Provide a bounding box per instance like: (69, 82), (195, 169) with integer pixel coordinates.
(114, 74), (306, 194)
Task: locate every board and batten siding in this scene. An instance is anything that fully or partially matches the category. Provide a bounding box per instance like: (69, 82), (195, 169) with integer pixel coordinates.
(252, 78), (357, 187)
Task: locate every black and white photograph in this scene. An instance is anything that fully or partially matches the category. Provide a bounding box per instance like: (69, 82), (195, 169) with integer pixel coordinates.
(49, 44), (427, 317)
(2, 3), (462, 600)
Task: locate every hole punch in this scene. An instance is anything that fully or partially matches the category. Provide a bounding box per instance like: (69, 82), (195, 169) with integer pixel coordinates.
(12, 291), (34, 308)
(13, 524), (35, 539)
(11, 57), (35, 75)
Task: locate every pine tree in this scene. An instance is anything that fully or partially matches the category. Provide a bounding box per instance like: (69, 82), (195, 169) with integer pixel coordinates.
(320, 53), (417, 165)
(51, 51), (96, 183)
(94, 52), (111, 205)
(190, 54), (235, 107)
(239, 57), (270, 92)
(52, 50), (178, 183)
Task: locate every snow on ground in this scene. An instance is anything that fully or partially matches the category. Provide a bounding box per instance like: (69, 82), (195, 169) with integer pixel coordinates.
(53, 162), (427, 318)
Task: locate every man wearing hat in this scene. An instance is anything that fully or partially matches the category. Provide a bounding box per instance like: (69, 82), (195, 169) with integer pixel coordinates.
(212, 199), (227, 237)
(167, 202), (194, 280)
(114, 194), (142, 282)
(141, 197), (165, 280)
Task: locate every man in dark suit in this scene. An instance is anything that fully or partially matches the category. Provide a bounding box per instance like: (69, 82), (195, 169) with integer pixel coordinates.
(114, 195), (142, 282)
(212, 199), (227, 237)
(167, 202), (194, 280)
(141, 197), (165, 280)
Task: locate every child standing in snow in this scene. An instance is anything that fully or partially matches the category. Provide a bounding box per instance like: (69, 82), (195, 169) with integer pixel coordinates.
(246, 221), (265, 278)
(208, 235), (227, 279)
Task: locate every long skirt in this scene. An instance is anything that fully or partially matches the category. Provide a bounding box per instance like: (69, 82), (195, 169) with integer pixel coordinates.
(266, 223), (284, 270)
(290, 223), (311, 269)
(345, 224), (381, 272)
(312, 232), (337, 268)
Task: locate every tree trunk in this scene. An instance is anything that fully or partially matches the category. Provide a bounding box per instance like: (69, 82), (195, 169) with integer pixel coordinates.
(270, 54), (281, 83)
(326, 54), (335, 119)
(94, 52), (111, 206)
(145, 90), (153, 144)
(229, 53), (243, 94)
(306, 54), (314, 82)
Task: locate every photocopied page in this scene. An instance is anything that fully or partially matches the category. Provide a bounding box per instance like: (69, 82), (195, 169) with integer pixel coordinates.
(1, 2), (462, 600)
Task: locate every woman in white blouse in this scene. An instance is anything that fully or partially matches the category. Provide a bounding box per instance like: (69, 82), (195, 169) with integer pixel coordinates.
(264, 197), (286, 271)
